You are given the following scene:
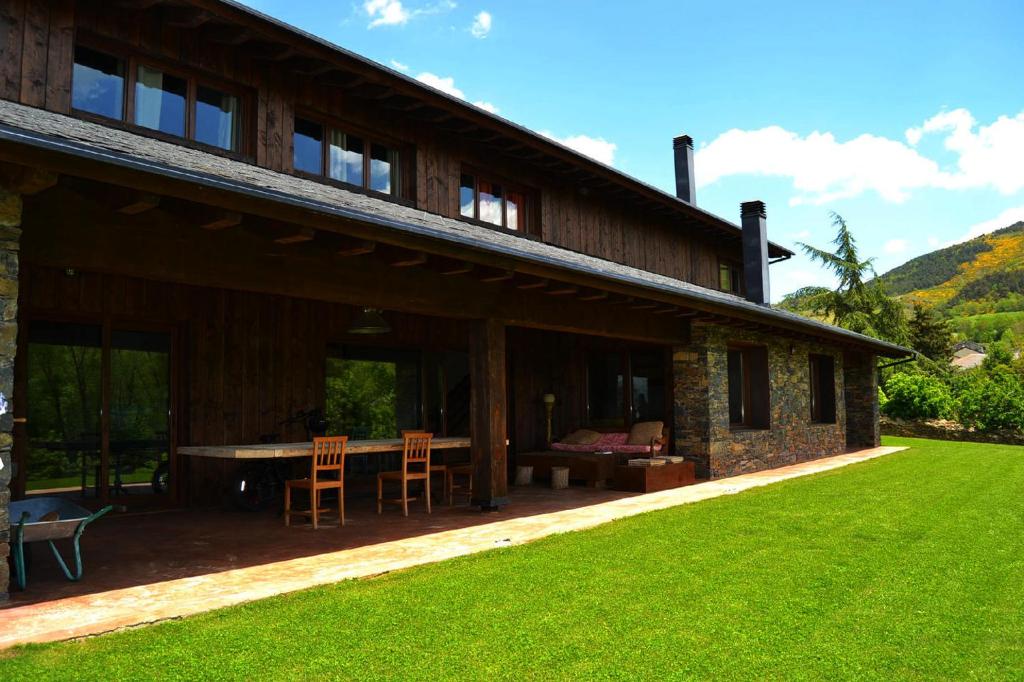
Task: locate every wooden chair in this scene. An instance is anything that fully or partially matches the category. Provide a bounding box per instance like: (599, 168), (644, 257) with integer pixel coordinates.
(284, 435), (347, 529)
(402, 429), (447, 503)
(378, 432), (432, 516)
(445, 462), (474, 506)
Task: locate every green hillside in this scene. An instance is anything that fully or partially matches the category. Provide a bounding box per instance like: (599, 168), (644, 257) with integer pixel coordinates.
(878, 221), (1024, 314)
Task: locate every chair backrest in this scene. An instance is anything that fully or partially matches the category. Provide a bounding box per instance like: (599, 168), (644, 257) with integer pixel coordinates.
(402, 432), (432, 471)
(312, 436), (347, 476)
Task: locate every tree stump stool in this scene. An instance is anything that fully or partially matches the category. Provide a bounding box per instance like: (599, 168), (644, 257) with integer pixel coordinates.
(550, 466), (569, 490)
(514, 465), (534, 486)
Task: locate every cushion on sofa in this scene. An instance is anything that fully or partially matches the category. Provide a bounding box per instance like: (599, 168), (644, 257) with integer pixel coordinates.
(551, 441), (600, 453)
(594, 432), (629, 448)
(560, 429), (602, 445)
(627, 420), (664, 446)
(612, 443), (663, 454)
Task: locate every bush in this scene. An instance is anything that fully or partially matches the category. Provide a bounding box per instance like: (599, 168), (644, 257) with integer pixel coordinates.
(878, 387), (888, 411)
(882, 373), (954, 420)
(954, 367), (1024, 431)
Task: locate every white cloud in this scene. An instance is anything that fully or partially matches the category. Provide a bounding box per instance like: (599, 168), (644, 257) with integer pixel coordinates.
(954, 205), (1024, 243)
(415, 71), (498, 114)
(470, 10), (492, 38)
(539, 131), (617, 166)
(883, 238), (909, 255)
(696, 108), (1024, 206)
(389, 59), (409, 72)
(363, 0), (455, 28)
(789, 229), (812, 239)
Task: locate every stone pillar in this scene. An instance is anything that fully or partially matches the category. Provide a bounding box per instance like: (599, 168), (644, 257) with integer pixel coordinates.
(0, 187), (20, 601)
(673, 327), (713, 479)
(844, 351), (879, 449)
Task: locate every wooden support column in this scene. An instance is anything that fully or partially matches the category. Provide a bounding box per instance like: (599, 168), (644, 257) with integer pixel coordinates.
(469, 319), (508, 511)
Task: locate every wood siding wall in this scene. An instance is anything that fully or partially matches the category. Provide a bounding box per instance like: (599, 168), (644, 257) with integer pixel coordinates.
(1, 0), (737, 290)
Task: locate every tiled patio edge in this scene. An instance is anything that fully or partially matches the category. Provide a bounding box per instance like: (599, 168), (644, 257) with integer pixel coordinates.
(0, 446), (906, 648)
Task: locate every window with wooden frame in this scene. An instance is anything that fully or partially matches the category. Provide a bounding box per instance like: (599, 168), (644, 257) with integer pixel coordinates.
(809, 353), (837, 424)
(71, 44), (249, 155)
(585, 348), (668, 428)
(726, 345), (770, 430)
(719, 260), (744, 295)
(292, 115), (408, 199)
(459, 171), (538, 235)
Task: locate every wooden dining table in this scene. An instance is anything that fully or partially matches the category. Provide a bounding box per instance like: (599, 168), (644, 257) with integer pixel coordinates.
(177, 436), (471, 460)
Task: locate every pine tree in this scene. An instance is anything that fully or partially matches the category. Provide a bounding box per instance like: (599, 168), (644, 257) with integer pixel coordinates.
(908, 303), (952, 360)
(796, 213), (909, 345)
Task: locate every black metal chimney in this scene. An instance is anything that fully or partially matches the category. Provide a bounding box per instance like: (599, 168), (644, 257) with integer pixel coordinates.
(673, 135), (695, 204)
(741, 200), (770, 305)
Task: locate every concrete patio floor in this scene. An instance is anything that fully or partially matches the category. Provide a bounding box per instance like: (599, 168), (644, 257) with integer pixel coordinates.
(0, 446), (905, 648)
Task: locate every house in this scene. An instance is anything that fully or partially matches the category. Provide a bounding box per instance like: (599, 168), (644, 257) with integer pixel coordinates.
(950, 341), (986, 370)
(0, 0), (910, 599)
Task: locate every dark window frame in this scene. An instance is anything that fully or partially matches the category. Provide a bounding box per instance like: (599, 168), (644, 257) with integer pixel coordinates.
(584, 346), (671, 429)
(727, 344), (770, 430)
(459, 166), (541, 238)
(70, 37), (254, 159)
(809, 353), (837, 424)
(718, 259), (744, 296)
(292, 111), (414, 203)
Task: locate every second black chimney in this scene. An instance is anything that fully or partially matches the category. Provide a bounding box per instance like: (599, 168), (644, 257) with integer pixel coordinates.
(741, 200), (770, 306)
(673, 135), (695, 204)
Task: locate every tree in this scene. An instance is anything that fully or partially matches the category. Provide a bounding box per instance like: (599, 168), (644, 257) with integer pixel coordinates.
(909, 303), (952, 361)
(796, 212), (909, 345)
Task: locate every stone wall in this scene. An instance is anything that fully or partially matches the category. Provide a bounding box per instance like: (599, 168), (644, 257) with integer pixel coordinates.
(843, 350), (879, 449)
(674, 324), (849, 479)
(0, 187), (19, 601)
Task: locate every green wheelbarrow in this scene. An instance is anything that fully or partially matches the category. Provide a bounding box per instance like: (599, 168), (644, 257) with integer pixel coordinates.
(9, 497), (114, 590)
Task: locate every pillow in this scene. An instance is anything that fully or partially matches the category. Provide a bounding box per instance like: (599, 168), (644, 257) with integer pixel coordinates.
(560, 429), (602, 445)
(595, 432), (629, 448)
(627, 421), (664, 446)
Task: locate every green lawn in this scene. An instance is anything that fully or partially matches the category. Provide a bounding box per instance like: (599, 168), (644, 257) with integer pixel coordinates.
(4, 437), (1024, 680)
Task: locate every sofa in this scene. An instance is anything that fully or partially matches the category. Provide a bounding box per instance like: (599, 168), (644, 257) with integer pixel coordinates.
(517, 422), (667, 488)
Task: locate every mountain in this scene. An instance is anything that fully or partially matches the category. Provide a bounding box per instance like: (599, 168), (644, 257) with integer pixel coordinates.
(878, 221), (1024, 315)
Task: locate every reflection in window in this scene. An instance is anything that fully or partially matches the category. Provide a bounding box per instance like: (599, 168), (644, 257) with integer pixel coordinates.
(329, 131), (364, 186)
(325, 346), (421, 440)
(727, 346), (770, 429)
(630, 350), (666, 422)
(370, 143), (399, 194)
(134, 65), (187, 138)
(195, 86), (240, 151)
(587, 352), (624, 427)
(72, 46), (124, 120)
(458, 172), (533, 233)
(720, 262), (742, 295)
(293, 117), (324, 175)
(460, 174), (476, 218)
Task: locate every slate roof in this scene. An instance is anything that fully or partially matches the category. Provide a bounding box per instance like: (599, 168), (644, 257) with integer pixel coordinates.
(0, 100), (910, 357)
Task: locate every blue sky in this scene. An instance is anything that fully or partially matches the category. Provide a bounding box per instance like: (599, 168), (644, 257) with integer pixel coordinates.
(241, 0), (1024, 299)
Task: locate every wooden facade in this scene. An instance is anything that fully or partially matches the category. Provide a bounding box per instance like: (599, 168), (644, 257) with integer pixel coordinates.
(0, 0), (750, 290)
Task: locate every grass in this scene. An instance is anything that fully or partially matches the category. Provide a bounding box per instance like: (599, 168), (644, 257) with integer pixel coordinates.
(4, 437), (1024, 680)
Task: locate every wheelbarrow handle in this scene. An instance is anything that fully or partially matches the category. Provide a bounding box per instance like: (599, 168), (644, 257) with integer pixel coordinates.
(47, 505), (115, 582)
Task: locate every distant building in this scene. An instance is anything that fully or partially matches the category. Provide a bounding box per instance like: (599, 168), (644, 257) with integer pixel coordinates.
(951, 341), (987, 369)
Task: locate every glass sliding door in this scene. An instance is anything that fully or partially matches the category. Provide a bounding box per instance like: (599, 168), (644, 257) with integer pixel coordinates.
(23, 320), (175, 504)
(109, 330), (171, 498)
(26, 322), (103, 499)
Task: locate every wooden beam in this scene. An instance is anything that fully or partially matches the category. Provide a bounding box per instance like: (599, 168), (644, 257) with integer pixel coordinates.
(515, 277), (548, 290)
(545, 285), (578, 296)
(199, 210), (243, 230)
(273, 226), (315, 244)
(469, 319), (508, 510)
(630, 301), (658, 311)
(0, 163), (57, 195)
(116, 192), (160, 215)
(578, 291), (608, 302)
(654, 306), (678, 315)
(479, 269), (514, 283)
(388, 251), (427, 268)
(336, 237), (376, 257)
(438, 261), (474, 276)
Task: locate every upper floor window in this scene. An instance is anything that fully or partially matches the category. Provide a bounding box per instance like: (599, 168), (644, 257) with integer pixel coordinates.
(719, 261), (743, 295)
(460, 172), (535, 233)
(71, 45), (246, 154)
(292, 117), (402, 197)
(72, 46), (125, 120)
